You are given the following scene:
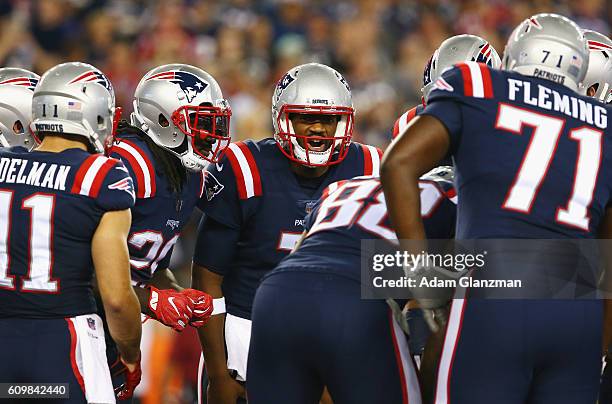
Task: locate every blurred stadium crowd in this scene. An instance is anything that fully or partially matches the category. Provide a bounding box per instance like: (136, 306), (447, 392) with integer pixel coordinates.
(0, 0), (610, 402)
(1, 0), (610, 150)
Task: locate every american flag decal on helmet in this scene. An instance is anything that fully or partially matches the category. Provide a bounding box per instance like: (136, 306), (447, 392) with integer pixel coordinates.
(69, 71), (113, 92)
(0, 77), (39, 91)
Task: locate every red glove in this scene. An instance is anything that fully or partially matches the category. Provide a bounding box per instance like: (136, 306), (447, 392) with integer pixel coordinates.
(181, 288), (214, 327)
(148, 286), (193, 331)
(114, 354), (142, 401)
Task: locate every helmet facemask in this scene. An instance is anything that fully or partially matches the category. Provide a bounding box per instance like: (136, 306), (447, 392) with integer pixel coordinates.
(275, 104), (354, 167)
(170, 100), (232, 164)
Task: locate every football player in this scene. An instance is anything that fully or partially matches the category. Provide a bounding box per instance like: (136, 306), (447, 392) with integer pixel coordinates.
(0, 62), (142, 402)
(106, 64), (228, 397)
(392, 34), (501, 140)
(246, 167), (456, 403)
(391, 34), (500, 363)
(192, 62), (384, 403)
(0, 67), (39, 149)
(382, 13), (612, 404)
(581, 27), (612, 404)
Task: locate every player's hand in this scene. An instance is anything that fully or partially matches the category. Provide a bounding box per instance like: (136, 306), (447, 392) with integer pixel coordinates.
(421, 304), (450, 333)
(404, 264), (461, 332)
(207, 374), (245, 404)
(148, 286), (193, 332)
(181, 288), (214, 327)
(114, 354), (142, 400)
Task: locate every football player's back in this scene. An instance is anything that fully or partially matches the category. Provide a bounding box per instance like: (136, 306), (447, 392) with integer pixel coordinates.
(382, 14), (609, 404)
(430, 64), (611, 239)
(0, 62), (143, 403)
(0, 146), (131, 317)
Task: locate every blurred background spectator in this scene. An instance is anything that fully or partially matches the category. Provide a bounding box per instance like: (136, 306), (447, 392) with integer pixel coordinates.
(2, 1), (609, 402)
(3, 0), (609, 149)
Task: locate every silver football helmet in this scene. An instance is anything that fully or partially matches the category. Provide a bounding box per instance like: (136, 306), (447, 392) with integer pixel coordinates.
(131, 64), (231, 172)
(272, 63), (354, 167)
(422, 35), (501, 102)
(581, 29), (612, 103)
(502, 13), (589, 91)
(0, 68), (39, 149)
(30, 62), (119, 153)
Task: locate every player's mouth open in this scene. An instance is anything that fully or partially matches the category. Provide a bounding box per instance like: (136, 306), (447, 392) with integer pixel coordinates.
(307, 138), (331, 152)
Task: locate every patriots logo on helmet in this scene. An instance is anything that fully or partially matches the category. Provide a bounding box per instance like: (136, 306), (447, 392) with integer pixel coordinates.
(277, 72), (295, 91)
(0, 77), (39, 91)
(335, 71), (351, 92)
(525, 17), (543, 33)
(69, 71), (113, 92)
(475, 43), (494, 66)
(146, 71), (209, 103)
(588, 40), (612, 51)
(423, 55), (434, 86)
(274, 72), (295, 104)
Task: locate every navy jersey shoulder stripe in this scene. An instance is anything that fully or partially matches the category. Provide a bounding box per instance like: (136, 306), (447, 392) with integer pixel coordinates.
(356, 143), (382, 176)
(456, 62), (494, 99)
(224, 141), (262, 199)
(110, 138), (156, 198)
(70, 154), (119, 198)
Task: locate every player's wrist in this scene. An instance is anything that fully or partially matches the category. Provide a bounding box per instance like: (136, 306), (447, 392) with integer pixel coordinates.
(206, 366), (234, 381)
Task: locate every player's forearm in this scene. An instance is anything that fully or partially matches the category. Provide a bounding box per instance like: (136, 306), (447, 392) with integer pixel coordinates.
(197, 314), (230, 378)
(92, 210), (142, 363)
(103, 288), (142, 363)
(133, 286), (154, 316)
(192, 264), (229, 378)
(380, 160), (427, 241)
(381, 115), (450, 243)
(152, 268), (183, 291)
(420, 326), (446, 403)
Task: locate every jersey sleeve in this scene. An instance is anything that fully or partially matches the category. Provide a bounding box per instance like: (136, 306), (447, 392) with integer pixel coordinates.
(392, 107), (418, 139)
(95, 159), (136, 211)
(423, 62), (496, 155)
(197, 141), (263, 228)
(357, 144), (383, 176)
(197, 156), (243, 229)
(193, 214), (241, 275)
(109, 138), (156, 199)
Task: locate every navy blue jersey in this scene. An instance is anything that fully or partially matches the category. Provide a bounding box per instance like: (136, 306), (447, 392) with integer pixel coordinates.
(273, 170), (457, 281)
(0, 147), (135, 318)
(422, 62), (612, 238)
(392, 104), (425, 139)
(110, 130), (206, 284)
(194, 138), (383, 318)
